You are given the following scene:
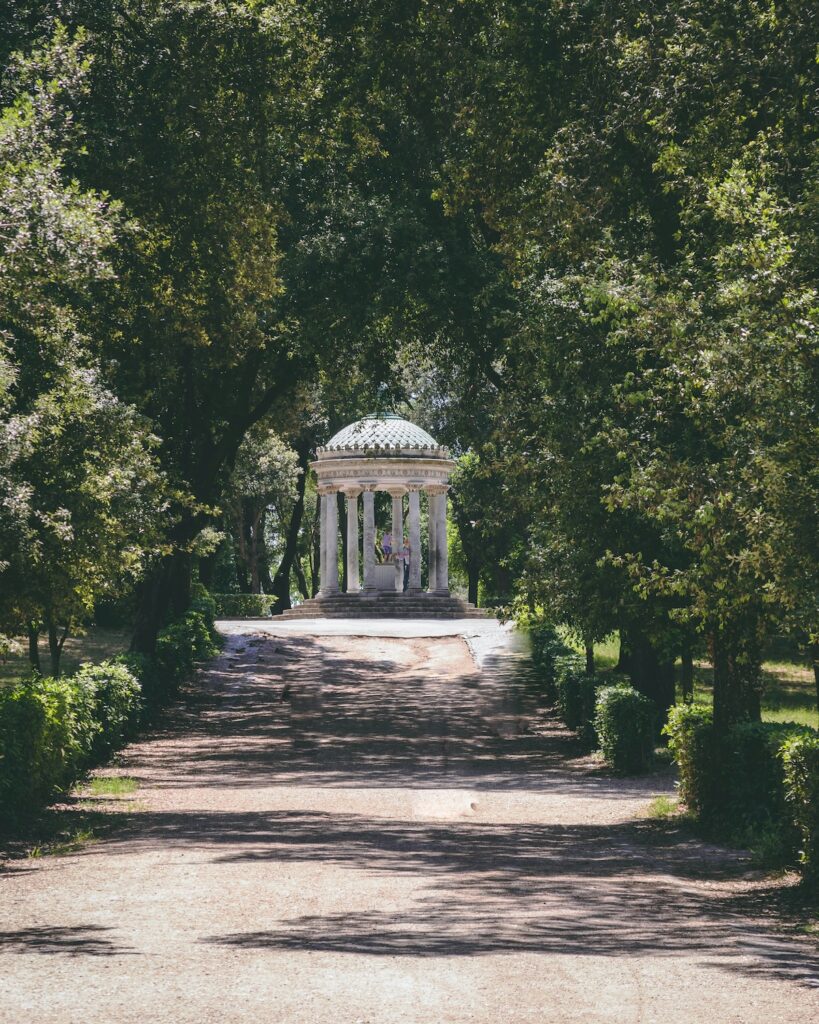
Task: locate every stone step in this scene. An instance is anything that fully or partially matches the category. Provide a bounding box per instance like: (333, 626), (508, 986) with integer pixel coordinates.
(276, 592), (490, 621)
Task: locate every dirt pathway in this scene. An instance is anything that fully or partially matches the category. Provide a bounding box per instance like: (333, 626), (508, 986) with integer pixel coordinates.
(1, 623), (818, 1023)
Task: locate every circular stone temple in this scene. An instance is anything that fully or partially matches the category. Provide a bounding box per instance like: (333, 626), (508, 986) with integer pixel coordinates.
(311, 413), (455, 596)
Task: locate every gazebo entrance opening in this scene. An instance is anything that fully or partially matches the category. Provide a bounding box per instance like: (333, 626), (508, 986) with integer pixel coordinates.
(312, 414), (454, 597)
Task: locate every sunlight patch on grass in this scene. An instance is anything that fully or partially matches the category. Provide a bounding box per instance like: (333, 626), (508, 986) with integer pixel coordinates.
(87, 776), (138, 797)
(647, 795), (679, 819)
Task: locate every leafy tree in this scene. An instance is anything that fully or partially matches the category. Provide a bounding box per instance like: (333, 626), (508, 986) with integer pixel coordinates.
(224, 424), (300, 596)
(0, 29), (163, 673)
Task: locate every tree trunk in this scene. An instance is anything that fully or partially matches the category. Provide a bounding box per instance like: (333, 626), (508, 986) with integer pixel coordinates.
(249, 507), (264, 594)
(626, 628), (675, 723)
(711, 624), (763, 734)
(131, 547), (194, 654)
(584, 638), (595, 676)
(27, 622), (41, 673)
(813, 642), (819, 716)
(294, 558), (310, 601)
(616, 631), (631, 674)
(467, 561), (480, 606)
(46, 617), (68, 677)
(271, 451), (309, 613)
(680, 641), (694, 703)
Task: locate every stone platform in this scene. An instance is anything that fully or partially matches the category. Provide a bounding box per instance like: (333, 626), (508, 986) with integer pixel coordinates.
(277, 591), (489, 620)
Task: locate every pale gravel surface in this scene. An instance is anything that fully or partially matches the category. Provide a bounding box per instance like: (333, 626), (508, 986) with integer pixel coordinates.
(1, 619), (818, 1023)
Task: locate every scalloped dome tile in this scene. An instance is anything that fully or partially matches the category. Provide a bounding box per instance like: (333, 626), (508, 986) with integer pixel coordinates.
(325, 415), (440, 451)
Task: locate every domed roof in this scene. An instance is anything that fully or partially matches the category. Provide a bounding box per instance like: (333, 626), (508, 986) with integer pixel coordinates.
(323, 413), (440, 453)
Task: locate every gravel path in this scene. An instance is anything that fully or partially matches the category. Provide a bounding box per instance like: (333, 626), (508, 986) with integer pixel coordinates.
(1, 620), (818, 1023)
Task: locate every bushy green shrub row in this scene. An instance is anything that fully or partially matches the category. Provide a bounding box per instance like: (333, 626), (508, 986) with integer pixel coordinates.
(665, 704), (819, 885)
(594, 683), (655, 774)
(0, 602), (221, 824)
(525, 619), (656, 773)
(0, 661), (142, 818)
(555, 655), (598, 744)
(211, 593), (275, 618)
(527, 621), (570, 702)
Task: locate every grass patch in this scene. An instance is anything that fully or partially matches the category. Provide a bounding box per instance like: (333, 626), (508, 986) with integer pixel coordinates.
(28, 827), (98, 858)
(87, 776), (138, 797)
(647, 795), (679, 819)
(557, 627), (620, 670)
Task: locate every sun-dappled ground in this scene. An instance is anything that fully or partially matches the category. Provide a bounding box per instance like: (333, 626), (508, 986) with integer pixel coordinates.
(1, 620), (817, 1023)
(0, 626), (130, 688)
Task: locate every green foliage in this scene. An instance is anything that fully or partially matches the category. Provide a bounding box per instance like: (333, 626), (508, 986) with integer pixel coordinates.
(782, 735), (819, 888)
(154, 611), (218, 693)
(189, 582), (220, 643)
(0, 659), (140, 820)
(595, 684), (655, 774)
(555, 655), (598, 745)
(113, 652), (161, 708)
(211, 593), (274, 618)
(72, 661), (141, 757)
(524, 618), (571, 703)
(665, 702), (819, 876)
(664, 703), (719, 816)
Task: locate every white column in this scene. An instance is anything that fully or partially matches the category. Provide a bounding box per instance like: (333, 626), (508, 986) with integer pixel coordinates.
(389, 488), (405, 592)
(436, 487), (450, 594)
(427, 490), (438, 593)
(407, 487), (422, 592)
(345, 489), (360, 592)
(319, 489), (329, 593)
(362, 489), (376, 591)
(325, 487), (339, 592)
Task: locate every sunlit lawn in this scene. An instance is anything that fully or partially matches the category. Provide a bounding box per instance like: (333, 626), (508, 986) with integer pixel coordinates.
(0, 626), (130, 688)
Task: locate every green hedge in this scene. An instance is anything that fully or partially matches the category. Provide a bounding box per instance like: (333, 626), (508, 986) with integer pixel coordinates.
(664, 703), (720, 815)
(0, 601), (224, 823)
(595, 683), (655, 774)
(664, 703), (819, 881)
(155, 610), (218, 692)
(527, 621), (571, 703)
(211, 593), (275, 618)
(555, 655), (598, 745)
(782, 734), (819, 888)
(74, 661), (142, 757)
(0, 662), (142, 819)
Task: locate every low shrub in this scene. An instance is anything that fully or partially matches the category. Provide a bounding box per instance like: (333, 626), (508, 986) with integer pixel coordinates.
(555, 655), (598, 745)
(527, 620), (571, 703)
(782, 734), (819, 888)
(665, 703), (819, 879)
(155, 610), (218, 692)
(190, 582), (219, 641)
(595, 683), (655, 774)
(0, 664), (140, 820)
(663, 703), (718, 816)
(114, 651), (162, 707)
(211, 593), (274, 618)
(73, 661), (142, 756)
(0, 677), (92, 813)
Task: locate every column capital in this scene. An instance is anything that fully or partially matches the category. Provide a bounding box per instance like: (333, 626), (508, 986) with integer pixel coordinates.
(386, 485), (408, 498)
(342, 486), (362, 498)
(317, 483), (338, 496)
(406, 481), (425, 492)
(425, 483), (449, 496)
